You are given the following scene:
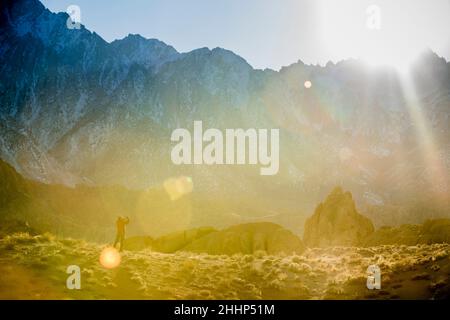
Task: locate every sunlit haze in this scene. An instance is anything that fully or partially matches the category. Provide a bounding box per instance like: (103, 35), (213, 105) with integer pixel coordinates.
(1, 0), (450, 302)
(41, 0), (450, 70)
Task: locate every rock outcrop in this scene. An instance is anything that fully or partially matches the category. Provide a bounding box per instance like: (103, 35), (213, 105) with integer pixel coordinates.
(303, 187), (374, 247)
(183, 222), (305, 255)
(363, 219), (450, 246)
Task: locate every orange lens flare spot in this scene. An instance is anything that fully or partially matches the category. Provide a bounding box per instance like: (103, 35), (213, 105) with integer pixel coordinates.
(99, 247), (121, 269)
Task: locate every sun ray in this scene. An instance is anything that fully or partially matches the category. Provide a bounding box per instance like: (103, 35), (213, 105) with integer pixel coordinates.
(398, 71), (448, 199)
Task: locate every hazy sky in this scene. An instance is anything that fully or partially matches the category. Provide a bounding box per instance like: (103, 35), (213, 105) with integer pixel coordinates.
(42, 0), (450, 70)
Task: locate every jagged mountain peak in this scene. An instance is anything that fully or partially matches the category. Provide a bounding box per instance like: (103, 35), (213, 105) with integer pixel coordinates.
(1, 0), (45, 19)
(110, 33), (180, 68)
(111, 33), (178, 52)
(0, 0), (449, 230)
(210, 47), (253, 68)
(181, 46), (252, 69)
(1, 0), (47, 34)
(303, 187), (374, 247)
(0, 0), (105, 52)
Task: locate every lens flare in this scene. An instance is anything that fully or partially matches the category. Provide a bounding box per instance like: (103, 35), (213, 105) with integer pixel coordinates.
(99, 247), (121, 269)
(304, 80), (312, 89)
(399, 75), (449, 199)
(163, 176), (194, 201)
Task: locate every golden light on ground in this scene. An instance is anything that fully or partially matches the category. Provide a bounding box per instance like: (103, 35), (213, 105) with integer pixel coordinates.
(99, 247), (121, 269)
(304, 80), (312, 89)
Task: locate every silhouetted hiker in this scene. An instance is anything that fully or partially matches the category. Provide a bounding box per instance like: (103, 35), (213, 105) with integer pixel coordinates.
(113, 216), (129, 252)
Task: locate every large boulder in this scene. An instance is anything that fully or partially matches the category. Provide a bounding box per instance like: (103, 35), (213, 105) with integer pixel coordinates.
(183, 222), (305, 255)
(303, 187), (374, 247)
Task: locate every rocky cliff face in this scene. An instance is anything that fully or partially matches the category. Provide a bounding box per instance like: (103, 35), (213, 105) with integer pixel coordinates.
(303, 187), (374, 247)
(1, 0), (449, 227)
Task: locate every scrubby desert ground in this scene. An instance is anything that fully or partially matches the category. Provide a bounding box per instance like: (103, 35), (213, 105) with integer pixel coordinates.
(0, 233), (449, 300)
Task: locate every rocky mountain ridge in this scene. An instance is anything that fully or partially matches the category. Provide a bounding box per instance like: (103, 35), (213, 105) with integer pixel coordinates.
(1, 0), (449, 227)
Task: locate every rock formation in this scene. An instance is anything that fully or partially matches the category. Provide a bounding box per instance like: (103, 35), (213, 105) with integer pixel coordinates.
(303, 187), (374, 247)
(183, 222), (305, 255)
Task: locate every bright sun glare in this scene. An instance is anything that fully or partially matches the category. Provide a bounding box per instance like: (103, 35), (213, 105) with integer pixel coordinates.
(361, 45), (415, 74)
(318, 1), (433, 73)
(359, 30), (418, 73)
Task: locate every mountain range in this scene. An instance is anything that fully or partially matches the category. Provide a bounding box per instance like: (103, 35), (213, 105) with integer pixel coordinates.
(1, 0), (449, 229)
